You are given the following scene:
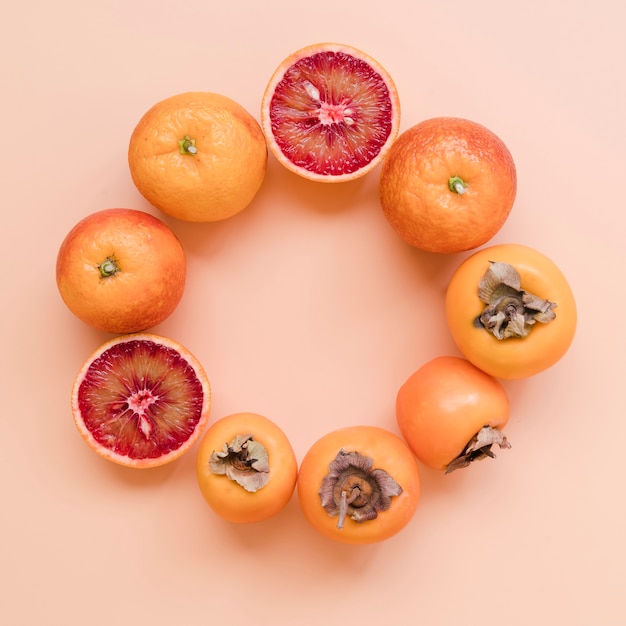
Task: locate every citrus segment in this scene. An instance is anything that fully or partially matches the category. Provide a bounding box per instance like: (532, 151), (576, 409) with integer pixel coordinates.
(261, 43), (401, 182)
(72, 334), (211, 468)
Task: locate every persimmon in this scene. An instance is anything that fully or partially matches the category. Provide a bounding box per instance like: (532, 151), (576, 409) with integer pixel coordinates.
(396, 356), (510, 473)
(196, 412), (298, 524)
(297, 426), (420, 544)
(445, 243), (577, 379)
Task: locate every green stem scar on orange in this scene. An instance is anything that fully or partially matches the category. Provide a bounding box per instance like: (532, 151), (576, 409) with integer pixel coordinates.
(448, 175), (468, 195)
(98, 257), (119, 278)
(178, 135), (197, 155)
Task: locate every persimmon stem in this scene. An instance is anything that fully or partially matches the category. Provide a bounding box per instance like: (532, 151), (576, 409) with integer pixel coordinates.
(337, 487), (361, 529)
(319, 449), (403, 529)
(448, 176), (467, 194)
(337, 491), (348, 529)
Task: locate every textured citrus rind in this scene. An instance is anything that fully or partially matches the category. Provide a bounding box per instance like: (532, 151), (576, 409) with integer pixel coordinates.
(128, 92), (267, 222)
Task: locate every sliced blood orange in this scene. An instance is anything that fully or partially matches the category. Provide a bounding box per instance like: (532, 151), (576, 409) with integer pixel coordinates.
(71, 334), (211, 469)
(261, 42), (401, 182)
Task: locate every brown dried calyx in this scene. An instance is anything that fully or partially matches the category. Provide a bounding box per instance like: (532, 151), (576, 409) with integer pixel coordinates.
(445, 426), (511, 474)
(475, 261), (556, 340)
(319, 449), (402, 529)
(209, 435), (269, 492)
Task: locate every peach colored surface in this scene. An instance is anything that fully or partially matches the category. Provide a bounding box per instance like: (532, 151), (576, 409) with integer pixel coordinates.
(2, 1), (624, 624)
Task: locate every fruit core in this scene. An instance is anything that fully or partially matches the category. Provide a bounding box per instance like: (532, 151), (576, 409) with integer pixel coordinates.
(474, 261), (557, 340)
(127, 389), (158, 438)
(319, 449), (402, 529)
(302, 80), (355, 126)
(76, 339), (206, 461)
(269, 50), (395, 176)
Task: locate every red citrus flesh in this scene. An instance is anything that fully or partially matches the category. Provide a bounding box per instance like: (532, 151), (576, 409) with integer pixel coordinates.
(71, 334), (211, 468)
(261, 43), (401, 182)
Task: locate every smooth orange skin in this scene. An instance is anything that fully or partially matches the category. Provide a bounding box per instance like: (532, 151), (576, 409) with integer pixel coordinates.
(196, 413), (298, 524)
(56, 209), (186, 334)
(380, 117), (516, 253)
(396, 356), (510, 471)
(297, 426), (420, 544)
(445, 244), (577, 380)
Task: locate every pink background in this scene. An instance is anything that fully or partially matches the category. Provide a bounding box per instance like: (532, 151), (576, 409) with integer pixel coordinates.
(2, 1), (624, 624)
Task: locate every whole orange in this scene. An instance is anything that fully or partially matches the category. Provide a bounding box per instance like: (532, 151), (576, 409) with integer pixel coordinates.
(56, 208), (186, 334)
(379, 117), (517, 253)
(128, 92), (267, 222)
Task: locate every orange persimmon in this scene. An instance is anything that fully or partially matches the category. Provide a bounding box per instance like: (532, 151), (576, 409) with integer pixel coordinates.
(396, 356), (510, 473)
(445, 243), (577, 379)
(297, 426), (420, 544)
(196, 412), (297, 524)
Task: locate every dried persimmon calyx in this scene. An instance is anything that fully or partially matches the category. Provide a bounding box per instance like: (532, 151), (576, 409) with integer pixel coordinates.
(319, 449), (403, 529)
(475, 261), (557, 339)
(209, 434), (270, 492)
(445, 425), (511, 474)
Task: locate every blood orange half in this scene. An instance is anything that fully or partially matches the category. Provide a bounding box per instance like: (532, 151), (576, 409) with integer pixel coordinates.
(71, 334), (211, 469)
(261, 43), (401, 182)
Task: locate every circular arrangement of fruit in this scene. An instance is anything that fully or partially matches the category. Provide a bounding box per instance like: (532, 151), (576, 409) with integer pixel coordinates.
(56, 43), (577, 545)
